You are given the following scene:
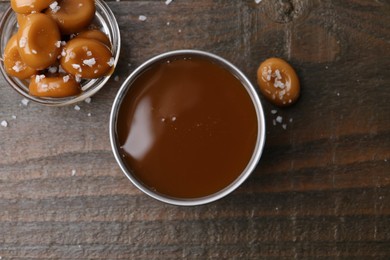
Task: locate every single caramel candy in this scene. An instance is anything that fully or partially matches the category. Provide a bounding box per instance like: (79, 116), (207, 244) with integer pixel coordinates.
(76, 29), (111, 47)
(46, 0), (96, 35)
(17, 13), (61, 70)
(11, 0), (53, 14)
(60, 38), (114, 79)
(257, 57), (300, 107)
(3, 34), (36, 79)
(29, 74), (81, 98)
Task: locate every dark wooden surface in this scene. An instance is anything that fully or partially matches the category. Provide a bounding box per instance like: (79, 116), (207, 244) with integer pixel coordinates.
(0, 0), (389, 259)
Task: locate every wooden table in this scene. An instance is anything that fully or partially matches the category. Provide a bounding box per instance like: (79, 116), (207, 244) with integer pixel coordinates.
(0, 0), (389, 259)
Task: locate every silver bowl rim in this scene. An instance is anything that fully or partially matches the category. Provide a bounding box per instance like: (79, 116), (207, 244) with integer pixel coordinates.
(109, 49), (266, 206)
(0, 0), (121, 106)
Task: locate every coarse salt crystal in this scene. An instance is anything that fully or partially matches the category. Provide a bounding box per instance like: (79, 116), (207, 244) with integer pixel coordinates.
(285, 81), (291, 92)
(278, 90), (286, 100)
(274, 79), (285, 89)
(71, 169), (76, 176)
(138, 15), (147, 21)
(87, 113), (91, 117)
(255, 0), (262, 3)
(75, 74), (81, 82)
(83, 58), (96, 67)
(165, 0), (173, 5)
(35, 74), (45, 83)
(86, 51), (92, 56)
(84, 97), (91, 104)
(276, 116), (283, 123)
(114, 75), (119, 81)
(63, 75), (70, 82)
(21, 98), (29, 106)
(55, 41), (61, 48)
(48, 66), (57, 74)
(74, 105), (80, 111)
(282, 124), (287, 130)
(50, 1), (60, 13)
(72, 64), (81, 70)
(107, 57), (115, 67)
(1, 120), (8, 127)
(275, 69), (282, 80)
(12, 61), (23, 72)
(271, 110), (277, 114)
(12, 115), (16, 119)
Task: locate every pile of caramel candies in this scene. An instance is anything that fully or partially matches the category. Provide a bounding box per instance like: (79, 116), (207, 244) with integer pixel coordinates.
(3, 0), (114, 98)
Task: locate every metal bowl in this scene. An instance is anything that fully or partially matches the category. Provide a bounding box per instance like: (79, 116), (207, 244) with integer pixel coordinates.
(0, 0), (121, 106)
(109, 50), (266, 206)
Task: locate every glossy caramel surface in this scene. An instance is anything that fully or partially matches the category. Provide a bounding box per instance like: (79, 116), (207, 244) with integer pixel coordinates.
(117, 56), (258, 198)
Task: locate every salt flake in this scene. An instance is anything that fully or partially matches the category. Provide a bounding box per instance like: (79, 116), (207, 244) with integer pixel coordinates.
(21, 98), (29, 106)
(107, 57), (115, 67)
(83, 58), (96, 67)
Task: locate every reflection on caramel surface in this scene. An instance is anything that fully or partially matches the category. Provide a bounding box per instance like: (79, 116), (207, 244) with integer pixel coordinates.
(117, 56), (258, 198)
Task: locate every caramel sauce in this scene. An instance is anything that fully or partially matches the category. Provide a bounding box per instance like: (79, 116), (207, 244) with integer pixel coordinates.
(117, 56), (258, 198)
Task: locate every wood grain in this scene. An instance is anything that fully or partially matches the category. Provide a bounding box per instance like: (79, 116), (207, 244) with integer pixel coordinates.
(0, 0), (389, 259)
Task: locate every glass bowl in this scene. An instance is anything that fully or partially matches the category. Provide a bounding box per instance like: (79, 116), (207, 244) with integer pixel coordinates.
(0, 0), (121, 106)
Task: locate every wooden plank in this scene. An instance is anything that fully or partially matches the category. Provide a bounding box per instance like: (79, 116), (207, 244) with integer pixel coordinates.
(0, 0), (389, 258)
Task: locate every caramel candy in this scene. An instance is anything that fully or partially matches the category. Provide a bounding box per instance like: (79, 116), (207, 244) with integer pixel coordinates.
(3, 34), (36, 79)
(46, 0), (96, 35)
(60, 38), (114, 79)
(17, 13), (61, 70)
(16, 14), (28, 27)
(76, 30), (111, 47)
(11, 0), (53, 14)
(257, 57), (300, 107)
(29, 74), (81, 98)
